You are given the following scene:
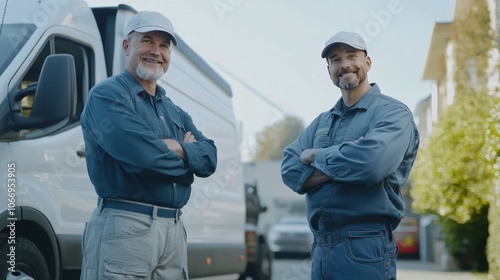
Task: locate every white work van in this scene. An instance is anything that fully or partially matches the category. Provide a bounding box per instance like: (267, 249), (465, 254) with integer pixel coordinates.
(0, 1), (247, 279)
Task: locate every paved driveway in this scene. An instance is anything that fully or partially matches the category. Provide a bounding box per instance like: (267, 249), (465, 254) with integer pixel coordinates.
(270, 257), (483, 280)
(398, 260), (481, 280)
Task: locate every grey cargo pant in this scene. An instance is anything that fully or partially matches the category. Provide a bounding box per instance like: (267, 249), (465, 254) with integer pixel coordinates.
(80, 201), (188, 279)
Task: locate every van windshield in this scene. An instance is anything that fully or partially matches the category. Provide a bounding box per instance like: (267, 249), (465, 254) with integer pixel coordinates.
(0, 24), (36, 76)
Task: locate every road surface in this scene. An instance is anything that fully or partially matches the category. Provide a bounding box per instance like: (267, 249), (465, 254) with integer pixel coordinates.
(271, 257), (481, 280)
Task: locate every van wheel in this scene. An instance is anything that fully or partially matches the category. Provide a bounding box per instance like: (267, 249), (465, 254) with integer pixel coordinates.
(255, 242), (272, 280)
(240, 242), (272, 280)
(0, 237), (51, 280)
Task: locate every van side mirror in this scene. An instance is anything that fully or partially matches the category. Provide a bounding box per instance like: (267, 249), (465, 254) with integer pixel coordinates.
(11, 54), (77, 131)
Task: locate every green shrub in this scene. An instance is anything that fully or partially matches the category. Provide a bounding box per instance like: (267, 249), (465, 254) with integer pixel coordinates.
(486, 195), (500, 279)
(440, 206), (489, 271)
(484, 104), (500, 279)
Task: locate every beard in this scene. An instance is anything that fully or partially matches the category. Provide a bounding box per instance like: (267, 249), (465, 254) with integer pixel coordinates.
(335, 72), (365, 90)
(136, 63), (165, 81)
(338, 77), (360, 90)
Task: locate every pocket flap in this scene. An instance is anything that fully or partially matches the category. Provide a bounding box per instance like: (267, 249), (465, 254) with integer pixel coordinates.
(104, 261), (150, 277)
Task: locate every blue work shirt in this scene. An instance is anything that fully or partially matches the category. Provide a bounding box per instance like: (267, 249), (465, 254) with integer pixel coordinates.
(81, 70), (217, 208)
(281, 84), (419, 231)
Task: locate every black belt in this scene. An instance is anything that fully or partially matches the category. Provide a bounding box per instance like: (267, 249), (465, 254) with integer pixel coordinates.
(101, 198), (181, 219)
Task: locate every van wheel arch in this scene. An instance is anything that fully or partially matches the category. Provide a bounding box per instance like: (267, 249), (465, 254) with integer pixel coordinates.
(0, 207), (61, 280)
(0, 237), (51, 279)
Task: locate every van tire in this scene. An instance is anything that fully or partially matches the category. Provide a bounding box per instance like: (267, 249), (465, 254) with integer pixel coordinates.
(241, 242), (272, 280)
(0, 237), (51, 280)
(255, 242), (272, 280)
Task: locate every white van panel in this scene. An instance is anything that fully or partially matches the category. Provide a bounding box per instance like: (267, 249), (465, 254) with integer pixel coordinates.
(157, 51), (245, 246)
(8, 126), (96, 235)
(0, 144), (12, 212)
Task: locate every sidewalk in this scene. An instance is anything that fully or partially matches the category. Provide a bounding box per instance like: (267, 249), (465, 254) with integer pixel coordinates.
(397, 260), (481, 280)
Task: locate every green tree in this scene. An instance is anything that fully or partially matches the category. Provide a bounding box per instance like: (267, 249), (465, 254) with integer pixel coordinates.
(411, 90), (493, 222)
(252, 115), (304, 161)
(410, 0), (500, 274)
(484, 99), (500, 278)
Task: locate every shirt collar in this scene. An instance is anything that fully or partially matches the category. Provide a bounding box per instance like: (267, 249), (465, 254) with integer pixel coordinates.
(330, 83), (381, 115)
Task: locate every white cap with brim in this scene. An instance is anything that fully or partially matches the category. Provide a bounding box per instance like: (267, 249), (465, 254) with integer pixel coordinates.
(125, 11), (177, 46)
(321, 31), (367, 58)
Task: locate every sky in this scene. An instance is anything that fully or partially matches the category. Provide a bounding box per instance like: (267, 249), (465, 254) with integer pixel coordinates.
(86, 0), (455, 161)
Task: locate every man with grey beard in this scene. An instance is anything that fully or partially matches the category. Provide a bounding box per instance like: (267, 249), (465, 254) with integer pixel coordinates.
(80, 11), (217, 280)
(281, 31), (420, 280)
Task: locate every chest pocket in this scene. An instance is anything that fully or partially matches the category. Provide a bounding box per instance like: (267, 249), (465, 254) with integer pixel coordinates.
(170, 117), (186, 140)
(160, 105), (187, 141)
(313, 127), (330, 148)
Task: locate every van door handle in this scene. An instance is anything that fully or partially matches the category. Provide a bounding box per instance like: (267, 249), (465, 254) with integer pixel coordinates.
(77, 150), (86, 157)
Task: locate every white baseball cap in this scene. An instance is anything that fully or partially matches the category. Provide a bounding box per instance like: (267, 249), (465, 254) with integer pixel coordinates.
(321, 31), (367, 58)
(125, 11), (177, 45)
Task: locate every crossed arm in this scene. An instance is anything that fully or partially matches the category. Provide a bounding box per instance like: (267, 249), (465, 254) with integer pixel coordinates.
(299, 149), (330, 190)
(163, 131), (196, 160)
